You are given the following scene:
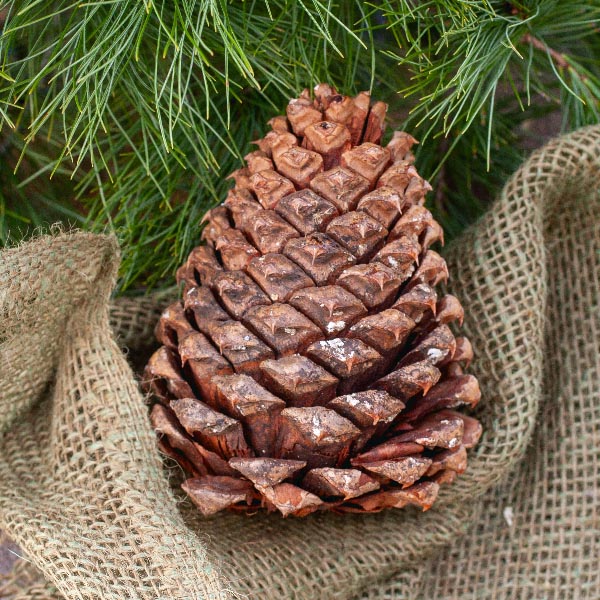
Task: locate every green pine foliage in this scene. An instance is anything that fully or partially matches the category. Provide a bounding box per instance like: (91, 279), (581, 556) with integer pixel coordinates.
(1, 1), (599, 291)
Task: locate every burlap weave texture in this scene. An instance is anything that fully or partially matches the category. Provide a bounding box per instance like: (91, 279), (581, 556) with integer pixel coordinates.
(1, 125), (598, 599)
(359, 125), (600, 599)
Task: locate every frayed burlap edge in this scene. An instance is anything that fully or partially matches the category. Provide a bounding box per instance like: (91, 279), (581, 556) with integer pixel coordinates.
(0, 232), (234, 599)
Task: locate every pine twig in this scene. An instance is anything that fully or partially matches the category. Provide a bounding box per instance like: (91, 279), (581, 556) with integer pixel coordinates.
(521, 33), (568, 69)
(521, 32), (587, 83)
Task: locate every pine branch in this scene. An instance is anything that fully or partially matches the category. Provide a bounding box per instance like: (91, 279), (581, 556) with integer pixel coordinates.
(0, 1), (598, 290)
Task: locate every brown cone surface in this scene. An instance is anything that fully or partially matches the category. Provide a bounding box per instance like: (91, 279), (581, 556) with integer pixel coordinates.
(143, 84), (482, 517)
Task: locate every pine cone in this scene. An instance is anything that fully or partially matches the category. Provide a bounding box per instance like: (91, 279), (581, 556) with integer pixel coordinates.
(143, 84), (482, 517)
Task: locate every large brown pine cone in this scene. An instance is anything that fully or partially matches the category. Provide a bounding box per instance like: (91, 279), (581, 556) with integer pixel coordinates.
(143, 84), (482, 517)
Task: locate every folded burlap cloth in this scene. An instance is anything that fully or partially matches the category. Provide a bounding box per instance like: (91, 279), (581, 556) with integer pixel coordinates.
(1, 125), (598, 600)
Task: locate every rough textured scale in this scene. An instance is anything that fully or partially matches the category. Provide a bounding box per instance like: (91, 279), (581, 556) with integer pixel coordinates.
(143, 84), (482, 517)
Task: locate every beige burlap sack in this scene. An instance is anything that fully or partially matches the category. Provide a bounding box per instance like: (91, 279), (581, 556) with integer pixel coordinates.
(0, 125), (598, 599)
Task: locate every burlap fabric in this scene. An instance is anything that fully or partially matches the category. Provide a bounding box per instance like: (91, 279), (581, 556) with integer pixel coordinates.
(1, 125), (598, 599)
